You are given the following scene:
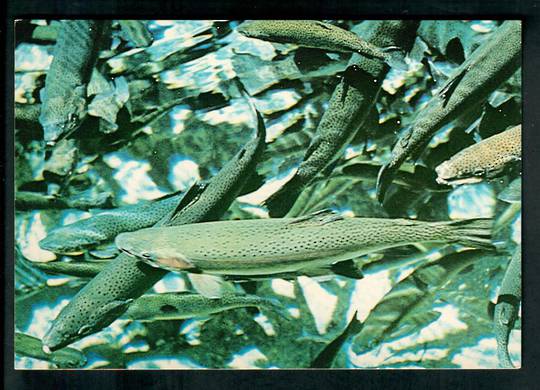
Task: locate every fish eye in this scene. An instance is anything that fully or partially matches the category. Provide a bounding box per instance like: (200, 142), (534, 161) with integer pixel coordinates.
(140, 252), (153, 260)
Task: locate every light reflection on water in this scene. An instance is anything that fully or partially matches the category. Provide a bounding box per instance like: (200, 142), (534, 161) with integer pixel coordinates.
(15, 19), (520, 370)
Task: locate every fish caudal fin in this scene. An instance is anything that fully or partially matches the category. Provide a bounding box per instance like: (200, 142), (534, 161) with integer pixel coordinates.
(381, 47), (408, 71)
(447, 218), (494, 250)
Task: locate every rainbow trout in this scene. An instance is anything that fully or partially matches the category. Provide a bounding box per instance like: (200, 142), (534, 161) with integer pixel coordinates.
(494, 247), (521, 368)
(15, 332), (86, 368)
(39, 190), (187, 254)
(435, 125), (521, 185)
(42, 98), (266, 351)
(265, 20), (418, 217)
(32, 260), (107, 278)
(39, 20), (110, 145)
(238, 20), (407, 70)
(124, 292), (281, 321)
(116, 210), (493, 276)
(377, 21), (522, 201)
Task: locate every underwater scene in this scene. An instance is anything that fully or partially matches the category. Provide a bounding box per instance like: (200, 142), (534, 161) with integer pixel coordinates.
(14, 19), (521, 369)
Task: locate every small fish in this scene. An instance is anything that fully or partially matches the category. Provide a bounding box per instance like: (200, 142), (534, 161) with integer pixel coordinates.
(39, 20), (110, 145)
(238, 20), (407, 70)
(39, 190), (187, 254)
(264, 20), (418, 217)
(124, 292), (282, 321)
(42, 96), (267, 351)
(352, 249), (492, 355)
(32, 260), (106, 278)
(435, 125), (521, 185)
(116, 210), (493, 276)
(376, 21), (522, 202)
(494, 247), (521, 368)
(15, 332), (86, 368)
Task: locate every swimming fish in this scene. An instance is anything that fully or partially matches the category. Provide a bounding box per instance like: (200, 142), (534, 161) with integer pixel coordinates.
(32, 260), (107, 278)
(15, 332), (86, 368)
(124, 292), (282, 321)
(264, 20), (418, 217)
(42, 96), (267, 351)
(39, 20), (110, 145)
(116, 210), (493, 276)
(494, 247), (521, 368)
(39, 190), (187, 254)
(238, 20), (407, 70)
(376, 21), (522, 202)
(435, 125), (521, 185)
(352, 249), (492, 355)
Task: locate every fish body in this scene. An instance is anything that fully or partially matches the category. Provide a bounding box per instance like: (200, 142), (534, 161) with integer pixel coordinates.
(238, 20), (405, 69)
(494, 247), (521, 368)
(265, 21), (418, 217)
(39, 191), (186, 254)
(116, 211), (493, 276)
(436, 125), (521, 185)
(15, 332), (86, 368)
(42, 101), (267, 351)
(124, 292), (280, 321)
(377, 21), (522, 201)
(39, 20), (110, 145)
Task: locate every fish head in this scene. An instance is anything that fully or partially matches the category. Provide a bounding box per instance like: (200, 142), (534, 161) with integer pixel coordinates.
(434, 160), (483, 186)
(39, 226), (106, 254)
(236, 21), (274, 40)
(43, 298), (134, 352)
(115, 230), (195, 271)
(40, 86), (88, 146)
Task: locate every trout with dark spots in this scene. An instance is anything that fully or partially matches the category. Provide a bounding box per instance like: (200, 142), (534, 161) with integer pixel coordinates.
(39, 20), (110, 145)
(436, 125), (521, 185)
(494, 247), (521, 368)
(238, 20), (407, 70)
(39, 190), (187, 254)
(42, 96), (266, 351)
(264, 20), (419, 217)
(116, 210), (493, 276)
(124, 292), (283, 321)
(15, 332), (86, 368)
(377, 21), (522, 202)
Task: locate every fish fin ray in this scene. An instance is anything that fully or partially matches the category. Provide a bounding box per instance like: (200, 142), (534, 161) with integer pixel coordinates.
(288, 209), (343, 226)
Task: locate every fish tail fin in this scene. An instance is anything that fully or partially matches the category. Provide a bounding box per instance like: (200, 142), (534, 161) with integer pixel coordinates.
(381, 47), (408, 71)
(446, 218), (494, 250)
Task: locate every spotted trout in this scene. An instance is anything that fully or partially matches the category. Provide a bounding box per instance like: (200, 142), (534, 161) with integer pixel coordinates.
(435, 125), (521, 185)
(42, 96), (267, 351)
(377, 21), (522, 202)
(39, 20), (110, 145)
(116, 210), (493, 276)
(39, 190), (187, 254)
(238, 20), (407, 70)
(264, 20), (419, 217)
(124, 292), (282, 321)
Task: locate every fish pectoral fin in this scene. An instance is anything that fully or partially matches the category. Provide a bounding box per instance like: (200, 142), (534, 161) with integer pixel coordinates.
(188, 273), (234, 298)
(438, 65), (467, 107)
(288, 209), (343, 226)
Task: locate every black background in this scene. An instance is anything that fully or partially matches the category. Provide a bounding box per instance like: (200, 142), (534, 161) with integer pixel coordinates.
(4, 0), (540, 389)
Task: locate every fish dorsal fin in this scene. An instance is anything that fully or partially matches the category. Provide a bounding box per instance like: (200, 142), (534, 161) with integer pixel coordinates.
(438, 64), (470, 107)
(163, 181), (208, 224)
(288, 209), (343, 226)
(314, 21), (334, 31)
